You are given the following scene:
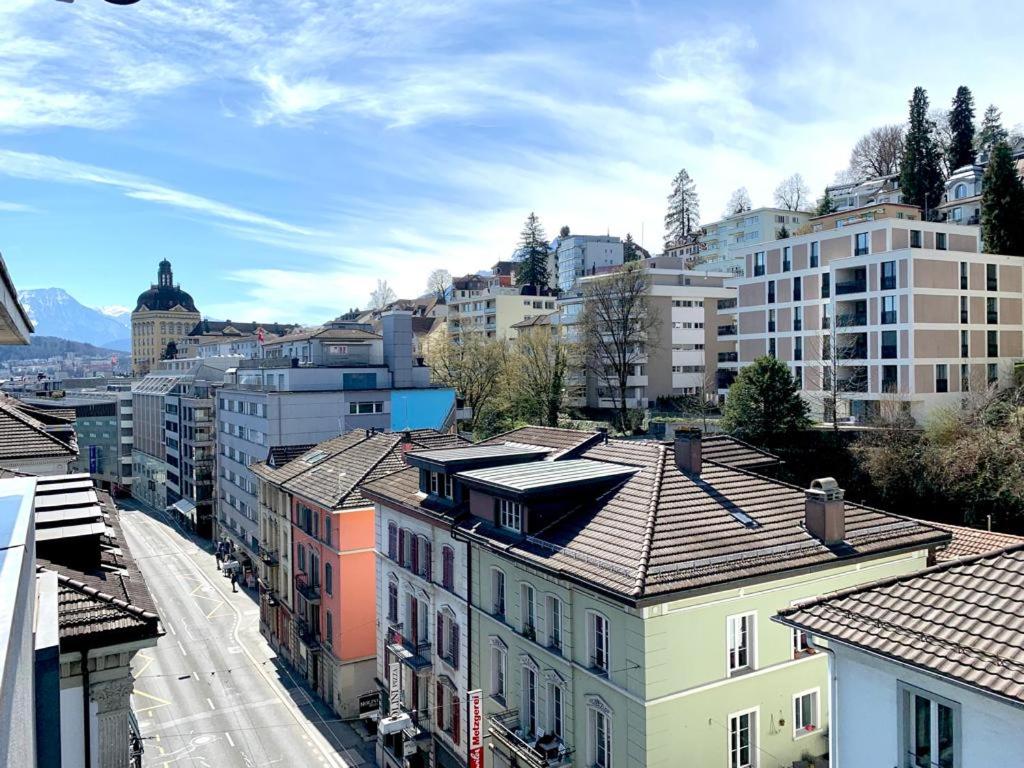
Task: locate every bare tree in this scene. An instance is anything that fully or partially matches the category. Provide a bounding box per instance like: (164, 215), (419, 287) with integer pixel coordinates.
(773, 173), (811, 211)
(724, 187), (752, 217)
(929, 107), (954, 176)
(579, 261), (660, 432)
(426, 269), (452, 303)
(368, 279), (397, 310)
(427, 334), (507, 433)
(849, 124), (905, 178)
(801, 314), (868, 435)
(508, 326), (568, 427)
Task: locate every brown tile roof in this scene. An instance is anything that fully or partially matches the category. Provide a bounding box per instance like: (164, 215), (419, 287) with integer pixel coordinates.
(777, 544), (1024, 704)
(480, 426), (602, 459)
(702, 434), (782, 471)
(925, 521), (1024, 562)
(261, 429), (466, 510)
(511, 312), (556, 329)
(262, 327), (380, 345)
(0, 395), (77, 462)
(267, 443), (316, 468)
(37, 488), (161, 650)
(362, 436), (949, 605)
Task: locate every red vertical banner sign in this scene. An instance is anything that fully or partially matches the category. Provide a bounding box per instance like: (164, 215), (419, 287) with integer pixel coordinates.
(467, 689), (483, 768)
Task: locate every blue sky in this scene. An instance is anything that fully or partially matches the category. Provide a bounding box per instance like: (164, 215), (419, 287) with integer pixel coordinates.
(0, 0), (1021, 324)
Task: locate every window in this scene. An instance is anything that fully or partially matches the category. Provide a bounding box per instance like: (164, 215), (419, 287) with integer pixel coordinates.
(297, 543), (306, 572)
(727, 613), (755, 674)
(498, 498), (522, 532)
(441, 545), (455, 591)
(436, 610), (459, 668)
(792, 628), (813, 658)
(794, 336), (803, 361)
(324, 563), (333, 596)
(387, 522), (398, 560)
(855, 232), (870, 255)
(323, 514), (331, 547)
(961, 330), (969, 357)
(443, 474), (453, 499)
(881, 295), (897, 325)
(729, 710), (756, 768)
(961, 363), (970, 393)
(589, 705), (611, 768)
(399, 528), (410, 567)
(988, 362), (999, 385)
(521, 583), (536, 638)
(987, 297), (998, 324)
(821, 273), (830, 299)
(881, 260), (897, 290)
(753, 252), (765, 277)
(793, 306), (803, 332)
(935, 364), (949, 393)
(960, 261), (968, 290)
(387, 578), (398, 622)
(810, 241), (819, 268)
(418, 536), (432, 580)
(881, 365), (898, 393)
(522, 665), (538, 736)
(902, 686), (958, 768)
(491, 643), (506, 702)
(988, 330), (998, 358)
(793, 276), (801, 302)
(954, 183), (967, 199)
(782, 246), (791, 272)
(492, 568), (506, 618)
(429, 471), (439, 495)
(882, 330), (898, 359)
(547, 595), (563, 652)
(768, 338), (776, 359)
(768, 309), (776, 333)
(910, 229), (922, 248)
(960, 296), (968, 324)
(767, 280), (775, 304)
(589, 612), (610, 674)
(348, 401), (384, 414)
(936, 232), (947, 250)
(987, 263), (998, 291)
(549, 682), (564, 739)
(793, 690), (820, 737)
(793, 365), (802, 388)
(325, 611), (333, 648)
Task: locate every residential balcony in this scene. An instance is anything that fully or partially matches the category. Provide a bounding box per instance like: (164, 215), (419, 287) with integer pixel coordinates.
(836, 377), (869, 393)
(294, 573), (321, 603)
(718, 351), (738, 363)
(259, 547), (279, 567)
(717, 324), (737, 337)
(489, 709), (573, 768)
(835, 313), (866, 328)
(386, 623), (431, 660)
(835, 279), (866, 296)
(295, 617), (321, 651)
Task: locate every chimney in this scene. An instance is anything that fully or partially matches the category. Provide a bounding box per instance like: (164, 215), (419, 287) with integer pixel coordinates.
(596, 426), (609, 443)
(673, 428), (702, 476)
(805, 477), (845, 544)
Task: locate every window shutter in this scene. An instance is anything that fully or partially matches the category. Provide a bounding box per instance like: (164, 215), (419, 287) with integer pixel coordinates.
(436, 612), (444, 658)
(436, 681), (444, 728)
(451, 689), (461, 745)
(411, 535), (419, 574)
(452, 622), (460, 669)
(423, 540), (432, 580)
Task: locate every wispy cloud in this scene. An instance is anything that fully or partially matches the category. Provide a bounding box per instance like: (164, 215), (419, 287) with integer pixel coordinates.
(0, 200), (39, 213)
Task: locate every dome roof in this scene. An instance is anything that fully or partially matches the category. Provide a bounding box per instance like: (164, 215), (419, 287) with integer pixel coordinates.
(133, 259), (199, 313)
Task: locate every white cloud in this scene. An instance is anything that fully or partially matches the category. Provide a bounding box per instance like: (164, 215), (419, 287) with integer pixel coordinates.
(0, 200), (38, 213)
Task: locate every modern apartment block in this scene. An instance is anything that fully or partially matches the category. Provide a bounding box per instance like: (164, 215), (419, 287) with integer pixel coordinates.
(561, 258), (735, 409)
(449, 269), (558, 343)
(361, 426), (949, 768)
(724, 207), (1024, 421)
(681, 207), (812, 275)
(826, 174), (902, 214)
(215, 312), (456, 570)
(554, 235), (624, 293)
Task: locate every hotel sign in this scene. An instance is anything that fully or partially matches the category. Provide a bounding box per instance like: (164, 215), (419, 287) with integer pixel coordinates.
(467, 689), (483, 768)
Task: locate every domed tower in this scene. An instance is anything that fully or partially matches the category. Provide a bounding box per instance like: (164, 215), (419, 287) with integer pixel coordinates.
(131, 260), (201, 376)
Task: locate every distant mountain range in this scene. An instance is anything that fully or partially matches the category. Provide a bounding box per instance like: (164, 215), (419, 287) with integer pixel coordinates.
(18, 288), (132, 351)
(0, 335), (124, 363)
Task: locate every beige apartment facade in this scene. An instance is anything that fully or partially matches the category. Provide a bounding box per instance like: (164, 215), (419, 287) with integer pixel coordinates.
(449, 280), (557, 343)
(724, 209), (1024, 422)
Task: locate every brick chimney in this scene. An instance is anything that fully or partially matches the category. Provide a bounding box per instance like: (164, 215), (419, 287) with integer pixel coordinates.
(805, 477), (845, 544)
(673, 428), (702, 476)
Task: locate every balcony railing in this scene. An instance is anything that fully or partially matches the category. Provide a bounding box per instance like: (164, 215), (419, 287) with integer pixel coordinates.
(386, 623), (431, 659)
(489, 709), (573, 768)
(837, 378), (869, 393)
(718, 351), (738, 363)
(835, 279), (866, 295)
(294, 573), (321, 603)
(259, 547), (279, 567)
(718, 325), (737, 336)
(835, 314), (866, 328)
(296, 617), (322, 651)
(880, 310), (898, 325)
(880, 275), (897, 290)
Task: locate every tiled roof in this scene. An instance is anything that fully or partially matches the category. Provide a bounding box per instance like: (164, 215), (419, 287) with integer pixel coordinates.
(702, 434), (782, 470)
(925, 521), (1024, 562)
(267, 443), (316, 468)
(188, 320), (297, 338)
(362, 436), (949, 605)
(480, 426), (602, 458)
(777, 544), (1024, 704)
(263, 327), (380, 345)
(37, 487), (160, 650)
(511, 312), (556, 329)
(0, 395), (77, 461)
(260, 429), (466, 511)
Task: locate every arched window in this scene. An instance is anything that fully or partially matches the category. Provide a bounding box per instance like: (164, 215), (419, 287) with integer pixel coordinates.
(442, 546), (455, 590)
(387, 522), (398, 560)
(954, 183), (967, 199)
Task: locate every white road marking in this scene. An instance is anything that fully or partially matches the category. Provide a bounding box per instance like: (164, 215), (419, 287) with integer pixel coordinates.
(207, 697), (216, 711)
(177, 640), (188, 657)
(192, 671), (199, 681)
(167, 623), (176, 636)
(225, 732), (235, 748)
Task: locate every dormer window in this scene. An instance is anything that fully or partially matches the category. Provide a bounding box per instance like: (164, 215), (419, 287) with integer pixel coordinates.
(427, 471), (455, 500)
(498, 498), (522, 532)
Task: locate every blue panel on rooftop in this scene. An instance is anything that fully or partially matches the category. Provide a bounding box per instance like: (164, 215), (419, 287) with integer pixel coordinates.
(391, 388), (456, 431)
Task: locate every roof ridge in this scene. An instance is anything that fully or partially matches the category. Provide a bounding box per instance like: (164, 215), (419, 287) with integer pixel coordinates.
(779, 541), (1024, 619)
(48, 568), (160, 622)
(0, 396), (76, 453)
(333, 434), (405, 507)
(631, 443), (667, 598)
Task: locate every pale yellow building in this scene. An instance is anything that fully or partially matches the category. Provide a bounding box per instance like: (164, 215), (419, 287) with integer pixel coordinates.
(131, 260), (200, 375)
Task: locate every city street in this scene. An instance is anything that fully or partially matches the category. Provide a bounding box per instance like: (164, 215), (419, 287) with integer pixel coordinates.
(119, 501), (377, 768)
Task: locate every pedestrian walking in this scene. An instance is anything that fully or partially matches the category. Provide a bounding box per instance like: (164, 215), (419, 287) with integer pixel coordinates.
(230, 569), (237, 593)
(215, 550), (221, 571)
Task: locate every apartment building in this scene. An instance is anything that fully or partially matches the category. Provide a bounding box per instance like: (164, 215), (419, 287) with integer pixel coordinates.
(935, 137), (1024, 225)
(180, 319), (297, 359)
(683, 207), (812, 275)
(216, 312), (456, 570)
(361, 426), (949, 768)
(725, 207), (1024, 421)
(554, 235), (624, 293)
(826, 174), (902, 214)
(449, 269), (557, 343)
(561, 258), (735, 409)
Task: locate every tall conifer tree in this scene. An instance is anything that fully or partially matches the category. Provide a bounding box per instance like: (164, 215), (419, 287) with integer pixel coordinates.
(514, 212), (550, 288)
(899, 87), (945, 216)
(664, 169), (700, 244)
(981, 140), (1024, 256)
(948, 86), (976, 170)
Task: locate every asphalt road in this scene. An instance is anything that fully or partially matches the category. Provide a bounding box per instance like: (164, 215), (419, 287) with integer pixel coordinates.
(119, 501), (376, 768)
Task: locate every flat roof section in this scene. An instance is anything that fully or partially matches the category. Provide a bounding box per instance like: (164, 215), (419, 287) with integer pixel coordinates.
(458, 458), (637, 497)
(406, 444), (549, 472)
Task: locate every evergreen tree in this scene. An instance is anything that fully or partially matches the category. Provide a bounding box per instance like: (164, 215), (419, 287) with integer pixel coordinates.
(664, 168), (700, 244)
(559, 225), (571, 238)
(776, 224), (790, 239)
(815, 188), (837, 216)
(981, 139), (1024, 256)
(623, 233), (651, 262)
(977, 105), (1009, 150)
(948, 86), (976, 169)
(899, 87), (945, 216)
(514, 212), (550, 288)
(721, 356), (810, 447)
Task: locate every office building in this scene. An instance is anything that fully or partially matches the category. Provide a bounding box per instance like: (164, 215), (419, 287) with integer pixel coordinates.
(130, 260), (200, 376)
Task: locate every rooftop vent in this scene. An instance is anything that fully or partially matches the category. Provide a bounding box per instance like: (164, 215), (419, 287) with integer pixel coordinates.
(805, 477), (845, 544)
(673, 428), (702, 476)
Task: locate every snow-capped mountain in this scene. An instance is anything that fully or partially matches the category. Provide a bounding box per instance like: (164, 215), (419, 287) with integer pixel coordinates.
(97, 305), (132, 329)
(18, 288), (132, 351)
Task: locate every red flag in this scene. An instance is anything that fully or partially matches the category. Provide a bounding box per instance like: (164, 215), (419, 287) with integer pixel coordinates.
(257, 327), (265, 344)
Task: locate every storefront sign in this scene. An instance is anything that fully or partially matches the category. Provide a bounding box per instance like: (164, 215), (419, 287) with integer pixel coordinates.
(359, 691), (380, 717)
(467, 689), (483, 768)
(388, 662), (401, 715)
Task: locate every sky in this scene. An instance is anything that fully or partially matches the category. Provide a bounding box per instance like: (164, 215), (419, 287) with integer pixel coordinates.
(0, 0), (1021, 324)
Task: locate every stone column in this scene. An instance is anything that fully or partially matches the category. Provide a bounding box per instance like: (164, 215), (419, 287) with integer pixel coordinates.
(91, 677), (135, 768)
